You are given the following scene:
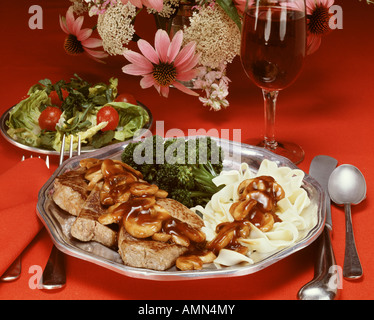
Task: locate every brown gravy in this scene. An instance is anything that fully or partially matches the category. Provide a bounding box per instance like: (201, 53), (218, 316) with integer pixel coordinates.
(80, 158), (286, 266)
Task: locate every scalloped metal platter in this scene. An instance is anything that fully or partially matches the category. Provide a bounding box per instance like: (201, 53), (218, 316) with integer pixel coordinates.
(36, 136), (325, 281)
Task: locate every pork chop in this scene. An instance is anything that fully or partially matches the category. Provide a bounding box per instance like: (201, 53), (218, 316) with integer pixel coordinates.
(52, 167), (89, 216)
(118, 198), (205, 271)
(118, 227), (188, 271)
(70, 183), (117, 248)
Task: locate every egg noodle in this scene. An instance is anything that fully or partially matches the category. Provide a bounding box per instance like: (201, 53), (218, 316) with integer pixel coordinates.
(192, 159), (318, 267)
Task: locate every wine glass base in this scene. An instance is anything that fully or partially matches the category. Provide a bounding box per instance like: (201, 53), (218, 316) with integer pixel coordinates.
(249, 139), (305, 165)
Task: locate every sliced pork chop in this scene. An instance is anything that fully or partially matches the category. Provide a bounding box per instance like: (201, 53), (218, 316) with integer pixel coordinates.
(155, 198), (204, 230)
(118, 198), (204, 271)
(118, 227), (188, 271)
(52, 167), (89, 216)
(70, 183), (117, 248)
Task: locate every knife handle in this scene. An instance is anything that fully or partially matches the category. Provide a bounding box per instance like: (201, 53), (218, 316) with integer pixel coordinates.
(315, 228), (336, 276)
(298, 228), (341, 300)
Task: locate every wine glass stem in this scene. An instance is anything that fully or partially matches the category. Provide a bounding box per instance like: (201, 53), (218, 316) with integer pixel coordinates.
(262, 89), (279, 150)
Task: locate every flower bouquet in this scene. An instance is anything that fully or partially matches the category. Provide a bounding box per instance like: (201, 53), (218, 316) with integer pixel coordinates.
(62, 0), (338, 110)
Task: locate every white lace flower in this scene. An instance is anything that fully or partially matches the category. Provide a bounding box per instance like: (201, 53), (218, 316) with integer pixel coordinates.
(97, 1), (136, 55)
(183, 4), (241, 69)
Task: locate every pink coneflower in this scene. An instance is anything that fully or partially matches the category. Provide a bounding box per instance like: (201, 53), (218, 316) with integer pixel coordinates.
(122, 29), (201, 98)
(306, 0), (334, 54)
(120, 0), (163, 12)
(59, 7), (108, 63)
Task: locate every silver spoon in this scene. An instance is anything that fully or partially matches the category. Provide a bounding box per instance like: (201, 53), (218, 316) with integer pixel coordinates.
(328, 164), (366, 279)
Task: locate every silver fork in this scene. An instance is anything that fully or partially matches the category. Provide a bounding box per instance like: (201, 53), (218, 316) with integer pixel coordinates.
(0, 155), (50, 282)
(0, 255), (22, 282)
(39, 134), (81, 290)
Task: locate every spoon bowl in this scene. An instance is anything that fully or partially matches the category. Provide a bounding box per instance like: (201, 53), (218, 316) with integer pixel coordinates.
(328, 164), (366, 279)
(328, 165), (366, 205)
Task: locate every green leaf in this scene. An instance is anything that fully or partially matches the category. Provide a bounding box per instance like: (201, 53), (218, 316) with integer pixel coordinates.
(91, 94), (108, 106)
(39, 78), (52, 87)
(91, 131), (115, 149)
(216, 0), (242, 30)
(105, 102), (150, 141)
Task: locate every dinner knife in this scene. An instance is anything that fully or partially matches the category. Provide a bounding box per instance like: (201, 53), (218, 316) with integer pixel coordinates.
(310, 155), (338, 230)
(297, 155), (340, 300)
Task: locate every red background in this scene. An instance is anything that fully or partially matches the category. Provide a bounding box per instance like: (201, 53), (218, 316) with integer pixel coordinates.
(0, 0), (373, 300)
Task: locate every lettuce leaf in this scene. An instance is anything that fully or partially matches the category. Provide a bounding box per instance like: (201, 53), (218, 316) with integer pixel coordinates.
(90, 131), (115, 149)
(105, 102), (150, 141)
(6, 90), (49, 146)
(6, 127), (41, 147)
(7, 90), (48, 131)
(88, 77), (118, 103)
(52, 121), (108, 151)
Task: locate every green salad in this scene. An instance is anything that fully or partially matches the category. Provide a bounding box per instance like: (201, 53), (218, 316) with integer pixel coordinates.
(6, 74), (150, 151)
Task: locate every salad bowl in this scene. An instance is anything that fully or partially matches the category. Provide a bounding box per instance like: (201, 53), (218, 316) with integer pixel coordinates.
(0, 101), (153, 155)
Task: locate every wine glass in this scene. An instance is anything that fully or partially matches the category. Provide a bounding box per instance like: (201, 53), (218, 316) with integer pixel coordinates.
(240, 0), (307, 164)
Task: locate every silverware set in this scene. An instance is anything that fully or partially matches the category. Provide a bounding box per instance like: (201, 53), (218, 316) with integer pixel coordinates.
(298, 155), (366, 300)
(0, 134), (81, 289)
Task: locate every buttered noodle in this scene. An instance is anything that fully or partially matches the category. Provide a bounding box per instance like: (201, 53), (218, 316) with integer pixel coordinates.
(192, 160), (318, 267)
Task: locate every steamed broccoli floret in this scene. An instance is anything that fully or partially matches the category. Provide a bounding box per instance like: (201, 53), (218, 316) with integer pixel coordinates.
(159, 139), (224, 207)
(155, 163), (195, 191)
(195, 136), (224, 173)
(121, 135), (163, 181)
(176, 161), (224, 207)
(121, 140), (142, 171)
(164, 137), (187, 165)
(169, 188), (213, 208)
(120, 135), (225, 208)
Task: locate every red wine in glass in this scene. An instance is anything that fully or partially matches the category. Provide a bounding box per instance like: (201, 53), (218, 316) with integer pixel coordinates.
(240, 3), (307, 164)
(241, 7), (306, 90)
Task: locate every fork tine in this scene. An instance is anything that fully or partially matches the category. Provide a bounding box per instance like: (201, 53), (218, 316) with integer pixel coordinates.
(21, 155), (49, 169)
(45, 155), (50, 169)
(59, 134), (66, 166)
(69, 135), (74, 159)
(77, 135), (81, 156)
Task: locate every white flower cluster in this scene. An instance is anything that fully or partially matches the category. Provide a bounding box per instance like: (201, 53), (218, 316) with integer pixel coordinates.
(183, 4), (241, 69)
(97, 1), (136, 55)
(194, 63), (230, 111)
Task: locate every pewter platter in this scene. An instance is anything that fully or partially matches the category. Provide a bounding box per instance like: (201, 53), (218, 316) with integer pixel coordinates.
(0, 101), (153, 155)
(36, 136), (325, 281)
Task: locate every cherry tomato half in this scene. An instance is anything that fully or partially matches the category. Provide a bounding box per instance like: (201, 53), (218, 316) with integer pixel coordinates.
(49, 89), (69, 107)
(38, 106), (63, 131)
(97, 106), (119, 131)
(115, 93), (137, 105)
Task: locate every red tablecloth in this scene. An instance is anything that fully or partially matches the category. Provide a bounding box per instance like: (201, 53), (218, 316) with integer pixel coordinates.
(0, 0), (373, 300)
